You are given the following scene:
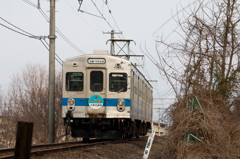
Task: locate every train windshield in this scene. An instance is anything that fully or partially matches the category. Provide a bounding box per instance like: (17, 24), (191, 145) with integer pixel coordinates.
(90, 71), (103, 92)
(109, 73), (127, 92)
(66, 72), (84, 91)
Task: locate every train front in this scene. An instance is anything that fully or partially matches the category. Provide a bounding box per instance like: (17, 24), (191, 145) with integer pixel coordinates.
(62, 50), (132, 139)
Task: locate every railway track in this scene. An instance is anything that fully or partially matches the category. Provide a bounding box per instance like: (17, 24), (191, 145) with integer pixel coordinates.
(0, 137), (144, 159)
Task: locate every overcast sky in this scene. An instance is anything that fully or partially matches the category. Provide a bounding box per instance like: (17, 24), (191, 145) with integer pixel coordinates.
(0, 0), (192, 121)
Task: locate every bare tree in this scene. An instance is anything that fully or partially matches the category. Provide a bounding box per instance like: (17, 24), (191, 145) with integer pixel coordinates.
(0, 86), (16, 148)
(151, 0), (240, 158)
(0, 64), (64, 147)
(155, 0), (240, 102)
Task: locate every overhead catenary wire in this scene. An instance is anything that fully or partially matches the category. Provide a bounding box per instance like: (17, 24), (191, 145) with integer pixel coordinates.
(88, 0), (154, 90)
(149, 0), (213, 98)
(38, 8), (50, 22)
(21, 0), (165, 99)
(102, 0), (122, 38)
(23, 0), (38, 8)
(21, 0), (166, 120)
(65, 0), (103, 32)
(43, 39), (63, 64)
(0, 16), (63, 66)
(134, 0), (208, 81)
(0, 17), (34, 37)
(96, 0), (163, 100)
(40, 39), (63, 65)
(152, 0), (202, 36)
(22, 0), (85, 55)
(0, 17), (47, 40)
(155, 0), (212, 42)
(0, 22), (32, 38)
(79, 10), (103, 19)
(138, 1), (211, 100)
(38, 8), (85, 55)
(90, 0), (115, 31)
(77, 0), (122, 38)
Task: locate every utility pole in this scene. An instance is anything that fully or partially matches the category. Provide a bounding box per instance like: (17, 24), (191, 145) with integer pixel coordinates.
(48, 0), (56, 143)
(104, 30), (138, 60)
(157, 107), (161, 136)
(153, 107), (162, 136)
(149, 80), (157, 134)
(103, 30), (122, 55)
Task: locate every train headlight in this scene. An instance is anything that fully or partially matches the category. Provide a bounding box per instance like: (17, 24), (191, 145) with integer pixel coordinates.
(117, 98), (125, 112)
(67, 98), (75, 111)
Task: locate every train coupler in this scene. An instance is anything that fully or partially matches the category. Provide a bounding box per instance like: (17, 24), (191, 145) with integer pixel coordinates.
(65, 111), (72, 137)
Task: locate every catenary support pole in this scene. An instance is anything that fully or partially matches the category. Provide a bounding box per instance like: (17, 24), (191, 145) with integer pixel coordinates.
(103, 30), (122, 55)
(48, 0), (56, 143)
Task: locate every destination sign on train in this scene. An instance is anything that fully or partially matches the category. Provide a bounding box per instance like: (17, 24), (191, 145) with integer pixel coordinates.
(87, 58), (106, 64)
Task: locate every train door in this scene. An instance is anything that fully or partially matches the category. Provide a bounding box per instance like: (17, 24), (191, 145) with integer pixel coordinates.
(86, 68), (107, 115)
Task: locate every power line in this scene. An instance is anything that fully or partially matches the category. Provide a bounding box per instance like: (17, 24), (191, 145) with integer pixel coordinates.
(103, 0), (122, 38)
(152, 0), (201, 36)
(0, 16), (63, 66)
(65, 0), (103, 32)
(43, 39), (63, 64)
(40, 40), (63, 65)
(89, 0), (156, 98)
(79, 9), (103, 19)
(38, 8), (85, 55)
(38, 8), (50, 22)
(23, 0), (85, 55)
(23, 0), (38, 8)
(0, 22), (31, 38)
(77, 0), (122, 39)
(97, 1), (155, 84)
(98, 1), (159, 97)
(0, 16), (43, 40)
(90, 0), (115, 31)
(0, 16), (48, 40)
(0, 17), (34, 36)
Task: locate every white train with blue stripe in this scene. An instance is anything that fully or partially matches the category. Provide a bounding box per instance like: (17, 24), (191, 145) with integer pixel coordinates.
(62, 50), (153, 139)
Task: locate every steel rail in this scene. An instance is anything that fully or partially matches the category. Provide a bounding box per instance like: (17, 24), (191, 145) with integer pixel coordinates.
(0, 137), (147, 159)
(0, 141), (86, 159)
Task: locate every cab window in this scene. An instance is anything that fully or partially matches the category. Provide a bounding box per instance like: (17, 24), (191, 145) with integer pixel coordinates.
(109, 73), (127, 92)
(66, 72), (83, 91)
(90, 71), (103, 92)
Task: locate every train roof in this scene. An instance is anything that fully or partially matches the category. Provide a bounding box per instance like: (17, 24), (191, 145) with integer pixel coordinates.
(64, 53), (130, 64)
(64, 50), (122, 61)
(131, 63), (153, 90)
(63, 50), (153, 89)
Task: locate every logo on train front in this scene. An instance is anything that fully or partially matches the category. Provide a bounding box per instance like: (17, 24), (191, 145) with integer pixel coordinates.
(88, 95), (104, 109)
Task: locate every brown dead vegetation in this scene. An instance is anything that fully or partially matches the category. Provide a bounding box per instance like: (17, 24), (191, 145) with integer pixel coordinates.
(161, 91), (240, 159)
(151, 1), (240, 158)
(0, 64), (65, 148)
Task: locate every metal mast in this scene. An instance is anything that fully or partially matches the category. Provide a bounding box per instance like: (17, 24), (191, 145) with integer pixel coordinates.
(103, 30), (122, 55)
(48, 0), (56, 143)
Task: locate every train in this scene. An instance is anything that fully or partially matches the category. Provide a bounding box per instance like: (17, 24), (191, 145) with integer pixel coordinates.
(62, 50), (153, 140)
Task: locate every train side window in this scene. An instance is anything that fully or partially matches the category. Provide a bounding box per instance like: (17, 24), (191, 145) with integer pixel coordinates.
(109, 73), (127, 92)
(66, 72), (84, 91)
(90, 71), (103, 92)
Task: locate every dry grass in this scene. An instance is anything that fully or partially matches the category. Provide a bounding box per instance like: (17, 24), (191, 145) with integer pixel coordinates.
(161, 92), (240, 159)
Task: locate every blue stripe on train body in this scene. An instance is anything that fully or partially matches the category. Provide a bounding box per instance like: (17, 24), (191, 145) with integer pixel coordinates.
(62, 98), (131, 107)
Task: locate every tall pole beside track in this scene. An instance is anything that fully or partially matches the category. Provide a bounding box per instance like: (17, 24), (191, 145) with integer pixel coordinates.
(48, 0), (56, 143)
(103, 30), (122, 55)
